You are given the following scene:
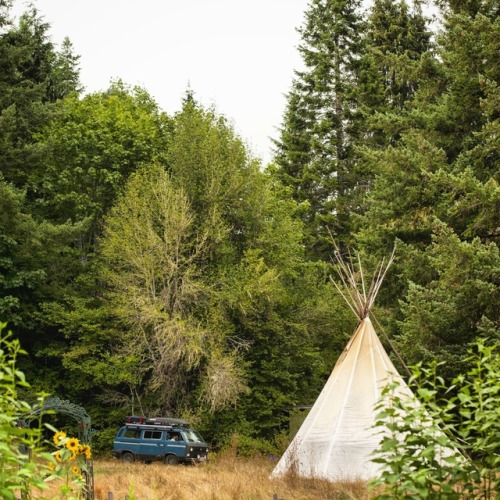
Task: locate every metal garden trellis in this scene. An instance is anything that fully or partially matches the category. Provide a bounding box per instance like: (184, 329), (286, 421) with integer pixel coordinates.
(22, 396), (94, 499)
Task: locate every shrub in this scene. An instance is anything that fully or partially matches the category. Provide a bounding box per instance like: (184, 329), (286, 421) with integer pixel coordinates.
(223, 433), (278, 458)
(90, 426), (117, 457)
(370, 339), (500, 499)
(0, 323), (88, 499)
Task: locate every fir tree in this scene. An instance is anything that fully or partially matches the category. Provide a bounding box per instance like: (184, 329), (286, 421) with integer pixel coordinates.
(358, 0), (432, 144)
(0, 5), (81, 188)
(355, 0), (499, 375)
(272, 0), (366, 258)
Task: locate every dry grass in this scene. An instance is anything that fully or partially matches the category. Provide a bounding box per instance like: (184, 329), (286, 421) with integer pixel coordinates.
(87, 454), (373, 500)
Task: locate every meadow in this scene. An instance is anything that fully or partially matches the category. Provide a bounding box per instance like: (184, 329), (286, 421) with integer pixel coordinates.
(88, 455), (372, 500)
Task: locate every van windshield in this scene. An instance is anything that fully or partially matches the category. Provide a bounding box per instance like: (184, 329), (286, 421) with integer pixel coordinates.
(183, 430), (204, 443)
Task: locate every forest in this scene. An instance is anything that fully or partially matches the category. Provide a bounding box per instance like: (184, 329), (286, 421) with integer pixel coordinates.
(0, 0), (498, 456)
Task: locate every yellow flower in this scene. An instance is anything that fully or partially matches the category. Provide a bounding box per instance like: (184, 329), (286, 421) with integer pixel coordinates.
(79, 444), (92, 459)
(66, 437), (80, 452)
(71, 465), (80, 475)
(53, 431), (67, 445)
(54, 450), (62, 463)
(48, 462), (55, 471)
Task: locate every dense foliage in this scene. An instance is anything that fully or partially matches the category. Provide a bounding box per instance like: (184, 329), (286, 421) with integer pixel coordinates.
(0, 0), (498, 460)
(0, 324), (67, 498)
(371, 341), (500, 498)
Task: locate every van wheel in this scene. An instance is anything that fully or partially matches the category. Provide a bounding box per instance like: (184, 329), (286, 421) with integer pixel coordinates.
(122, 452), (135, 463)
(164, 454), (179, 465)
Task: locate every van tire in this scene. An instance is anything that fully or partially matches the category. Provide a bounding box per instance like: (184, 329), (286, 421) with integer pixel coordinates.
(164, 454), (179, 465)
(122, 452), (135, 463)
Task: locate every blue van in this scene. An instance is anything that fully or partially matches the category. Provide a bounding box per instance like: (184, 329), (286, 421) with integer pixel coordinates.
(112, 417), (209, 465)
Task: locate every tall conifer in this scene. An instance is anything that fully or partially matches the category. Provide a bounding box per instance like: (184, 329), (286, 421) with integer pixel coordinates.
(358, 0), (432, 144)
(0, 6), (81, 188)
(355, 0), (499, 373)
(272, 0), (366, 258)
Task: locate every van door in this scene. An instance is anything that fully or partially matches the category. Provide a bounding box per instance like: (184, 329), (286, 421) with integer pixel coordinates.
(164, 431), (186, 461)
(139, 429), (164, 461)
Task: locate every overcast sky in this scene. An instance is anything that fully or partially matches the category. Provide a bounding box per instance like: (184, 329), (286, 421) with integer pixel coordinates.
(12, 0), (316, 164)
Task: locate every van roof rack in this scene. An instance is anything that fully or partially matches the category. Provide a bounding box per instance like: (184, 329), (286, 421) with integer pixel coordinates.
(124, 416), (190, 428)
(145, 417), (190, 428)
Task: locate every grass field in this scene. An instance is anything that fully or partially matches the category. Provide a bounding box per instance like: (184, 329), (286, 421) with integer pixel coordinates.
(87, 454), (373, 500)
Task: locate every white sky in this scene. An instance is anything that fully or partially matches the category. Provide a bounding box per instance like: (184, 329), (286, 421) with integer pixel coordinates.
(12, 0), (312, 164)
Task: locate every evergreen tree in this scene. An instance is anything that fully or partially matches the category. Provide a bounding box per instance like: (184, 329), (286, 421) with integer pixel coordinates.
(352, 0), (434, 245)
(358, 0), (432, 146)
(355, 0), (499, 375)
(0, 178), (81, 365)
(357, 0), (498, 251)
(272, 0), (366, 258)
(421, 0), (499, 163)
(0, 2), (85, 381)
(0, 5), (81, 187)
(48, 37), (82, 101)
(397, 227), (500, 377)
(0, 1), (12, 26)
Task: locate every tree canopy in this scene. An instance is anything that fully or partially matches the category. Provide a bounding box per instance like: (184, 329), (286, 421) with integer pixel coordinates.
(0, 0), (498, 452)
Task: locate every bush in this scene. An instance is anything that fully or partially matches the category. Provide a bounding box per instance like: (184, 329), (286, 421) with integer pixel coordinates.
(0, 323), (88, 499)
(223, 433), (279, 458)
(90, 426), (118, 457)
(370, 339), (500, 499)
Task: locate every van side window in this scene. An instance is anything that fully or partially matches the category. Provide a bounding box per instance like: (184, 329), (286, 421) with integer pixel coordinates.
(123, 428), (141, 439)
(143, 430), (162, 440)
(167, 432), (182, 441)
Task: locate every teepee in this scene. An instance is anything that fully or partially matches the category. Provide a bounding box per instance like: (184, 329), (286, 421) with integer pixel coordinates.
(271, 249), (420, 481)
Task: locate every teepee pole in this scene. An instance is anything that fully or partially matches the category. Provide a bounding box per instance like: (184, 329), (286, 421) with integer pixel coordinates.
(331, 244), (412, 379)
(332, 242), (396, 321)
(371, 312), (413, 379)
(358, 254), (367, 305)
(331, 278), (362, 320)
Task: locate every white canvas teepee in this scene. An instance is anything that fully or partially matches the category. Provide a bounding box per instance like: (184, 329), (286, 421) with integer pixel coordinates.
(271, 249), (417, 481)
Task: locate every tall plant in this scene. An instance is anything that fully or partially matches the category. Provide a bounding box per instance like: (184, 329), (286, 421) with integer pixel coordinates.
(272, 0), (366, 257)
(371, 339), (500, 499)
(0, 323), (69, 499)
